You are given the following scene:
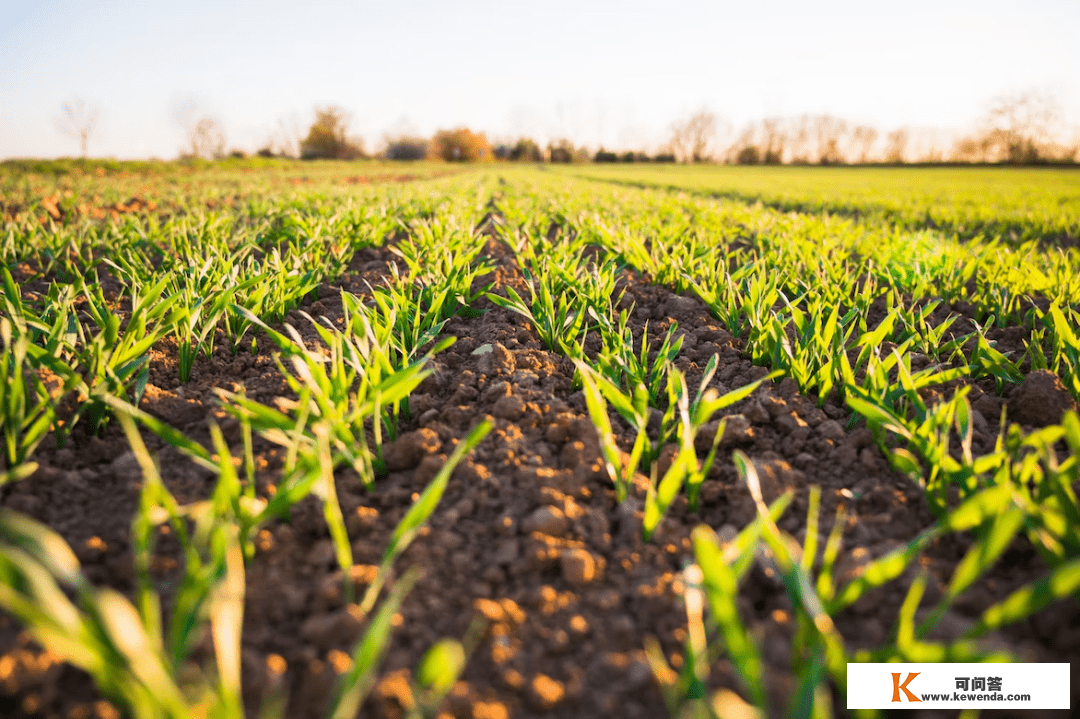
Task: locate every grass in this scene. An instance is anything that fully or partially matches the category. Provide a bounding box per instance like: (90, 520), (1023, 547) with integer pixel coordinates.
(1, 161), (1078, 717)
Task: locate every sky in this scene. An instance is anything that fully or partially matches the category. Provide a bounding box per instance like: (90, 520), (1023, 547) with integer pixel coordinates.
(1, 0), (1078, 159)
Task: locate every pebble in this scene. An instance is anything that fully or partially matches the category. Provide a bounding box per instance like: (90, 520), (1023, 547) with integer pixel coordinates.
(523, 506), (570, 537)
(492, 539), (520, 566)
(662, 295), (699, 319)
(307, 540), (335, 569)
(560, 548), (598, 585)
(1008, 369), (1077, 426)
(745, 400), (770, 424)
(478, 343), (516, 376)
(300, 606), (364, 648)
(816, 419), (845, 442)
(382, 428), (441, 470)
(527, 674), (565, 710)
(773, 411), (808, 433)
(492, 395), (526, 420)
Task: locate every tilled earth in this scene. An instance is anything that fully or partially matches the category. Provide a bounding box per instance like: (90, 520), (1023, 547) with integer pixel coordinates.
(1, 237), (1078, 719)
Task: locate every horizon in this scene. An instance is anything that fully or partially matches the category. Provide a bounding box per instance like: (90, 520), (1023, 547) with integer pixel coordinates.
(2, 0), (1079, 161)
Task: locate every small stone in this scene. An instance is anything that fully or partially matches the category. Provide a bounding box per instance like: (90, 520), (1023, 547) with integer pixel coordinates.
(545, 423), (568, 444)
(745, 401), (770, 424)
(560, 440), (595, 469)
(523, 506), (570, 537)
(300, 606), (364, 648)
(751, 458), (804, 502)
(346, 506), (379, 534)
(1008, 369), (1077, 427)
(382, 428), (441, 471)
(478, 343), (516, 376)
(308, 540), (335, 568)
(560, 548), (598, 585)
(816, 419), (845, 442)
(109, 451), (141, 480)
(492, 395), (526, 420)
(696, 414), (753, 451)
(662, 294), (699, 319)
(527, 674), (565, 710)
(848, 428), (874, 449)
(973, 395), (1001, 421)
(970, 408), (990, 437)
(491, 539), (519, 566)
(763, 395), (788, 417)
(774, 411), (808, 434)
(834, 546), (873, 588)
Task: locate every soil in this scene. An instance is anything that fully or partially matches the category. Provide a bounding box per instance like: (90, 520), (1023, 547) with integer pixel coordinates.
(1, 231), (1078, 719)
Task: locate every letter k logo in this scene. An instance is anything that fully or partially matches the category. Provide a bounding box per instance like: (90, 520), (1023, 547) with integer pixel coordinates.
(891, 672), (922, 702)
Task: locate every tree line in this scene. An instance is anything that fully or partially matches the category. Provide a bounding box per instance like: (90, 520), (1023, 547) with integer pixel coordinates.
(55, 92), (1077, 165)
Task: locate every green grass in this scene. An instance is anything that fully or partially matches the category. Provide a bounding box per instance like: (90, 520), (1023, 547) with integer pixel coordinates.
(1, 161), (1078, 718)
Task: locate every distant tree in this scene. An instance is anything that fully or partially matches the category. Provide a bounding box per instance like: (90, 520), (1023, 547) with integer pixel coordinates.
(884, 128), (909, 164)
(670, 110), (720, 163)
(760, 118), (785, 164)
(736, 145), (761, 165)
(850, 125), (879, 164)
(981, 92), (1062, 163)
(548, 139), (587, 163)
(300, 107), (365, 160)
(384, 136), (429, 160)
(509, 138), (542, 162)
(813, 115), (848, 164)
(593, 149), (618, 163)
(430, 128), (491, 161)
(268, 115), (303, 158)
(188, 118), (226, 160)
(57, 99), (98, 157)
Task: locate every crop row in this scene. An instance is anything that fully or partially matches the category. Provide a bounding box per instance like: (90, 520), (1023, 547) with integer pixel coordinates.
(480, 171), (1080, 715)
(1, 165), (1078, 717)
(555, 163), (1080, 245)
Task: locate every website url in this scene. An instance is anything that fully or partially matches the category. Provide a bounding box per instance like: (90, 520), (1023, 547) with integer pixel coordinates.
(920, 693), (1032, 702)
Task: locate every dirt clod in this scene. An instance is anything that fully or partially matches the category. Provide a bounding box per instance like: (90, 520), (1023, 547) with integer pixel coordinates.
(560, 548), (598, 585)
(492, 394), (526, 420)
(527, 673), (565, 710)
(523, 506), (570, 538)
(1009, 369), (1077, 426)
(383, 428), (442, 470)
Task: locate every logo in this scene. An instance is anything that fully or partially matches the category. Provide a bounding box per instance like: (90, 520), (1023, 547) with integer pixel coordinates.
(849, 663), (1069, 710)
(891, 672), (922, 702)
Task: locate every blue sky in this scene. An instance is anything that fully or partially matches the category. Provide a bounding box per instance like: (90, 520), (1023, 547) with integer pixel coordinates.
(1, 0), (1078, 159)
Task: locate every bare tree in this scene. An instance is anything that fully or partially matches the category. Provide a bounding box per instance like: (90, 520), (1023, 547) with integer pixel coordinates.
(885, 128), (909, 164)
(850, 125), (879, 164)
(812, 115), (848, 164)
(982, 91), (1062, 163)
(761, 118), (786, 164)
(174, 99), (226, 159)
(263, 115), (303, 158)
(788, 115), (813, 164)
(188, 117), (226, 159)
(670, 110), (720, 163)
(57, 99), (98, 157)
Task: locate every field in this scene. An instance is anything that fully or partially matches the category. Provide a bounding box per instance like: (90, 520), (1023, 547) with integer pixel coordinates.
(1, 160), (1079, 718)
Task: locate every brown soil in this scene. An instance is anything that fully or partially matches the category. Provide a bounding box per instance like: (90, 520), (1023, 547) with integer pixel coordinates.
(1, 238), (1077, 719)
